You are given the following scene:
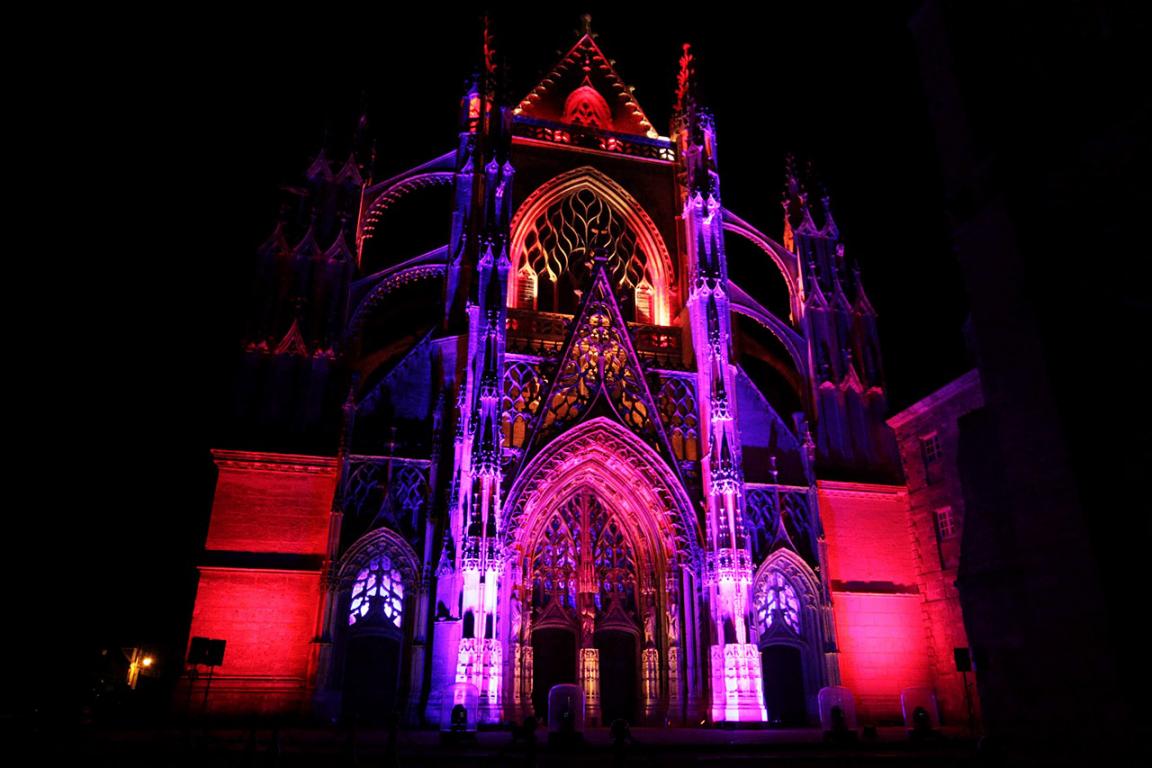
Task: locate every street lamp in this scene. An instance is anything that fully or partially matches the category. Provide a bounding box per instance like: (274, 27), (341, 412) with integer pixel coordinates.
(125, 647), (154, 690)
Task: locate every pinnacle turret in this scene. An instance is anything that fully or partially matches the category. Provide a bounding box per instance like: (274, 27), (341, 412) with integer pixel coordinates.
(305, 149), (332, 183)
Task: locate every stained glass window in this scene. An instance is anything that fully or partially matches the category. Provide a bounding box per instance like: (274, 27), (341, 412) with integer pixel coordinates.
(756, 571), (800, 634)
(348, 555), (405, 628)
(529, 493), (637, 614)
(532, 513), (577, 609)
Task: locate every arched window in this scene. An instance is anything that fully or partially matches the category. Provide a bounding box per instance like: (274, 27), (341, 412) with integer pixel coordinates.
(509, 169), (674, 324)
(755, 570), (800, 634)
(528, 492), (637, 615)
(349, 555), (405, 628)
(657, 378), (699, 462)
(517, 188), (654, 320)
(532, 514), (577, 610)
(502, 363), (544, 450)
(593, 516), (636, 612)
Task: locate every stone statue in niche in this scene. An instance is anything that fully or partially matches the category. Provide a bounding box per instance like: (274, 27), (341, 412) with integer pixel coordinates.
(510, 585), (523, 638)
(643, 609), (656, 646)
(581, 600), (596, 645)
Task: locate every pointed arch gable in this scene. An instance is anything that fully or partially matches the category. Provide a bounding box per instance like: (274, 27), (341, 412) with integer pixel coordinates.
(338, 527), (421, 593)
(504, 417), (702, 567)
(754, 548), (824, 643)
(516, 266), (678, 469)
(755, 548), (821, 604)
(507, 166), (675, 325)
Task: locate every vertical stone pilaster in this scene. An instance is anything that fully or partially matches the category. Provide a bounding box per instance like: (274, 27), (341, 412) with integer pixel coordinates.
(643, 647), (661, 722)
(580, 648), (601, 724)
(667, 645), (681, 723)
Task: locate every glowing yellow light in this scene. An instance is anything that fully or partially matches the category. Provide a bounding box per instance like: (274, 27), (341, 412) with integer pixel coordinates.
(142, 656), (154, 668)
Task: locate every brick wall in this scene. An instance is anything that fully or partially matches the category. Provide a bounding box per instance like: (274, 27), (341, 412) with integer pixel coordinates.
(819, 481), (933, 722)
(184, 451), (337, 715)
(205, 454), (336, 555)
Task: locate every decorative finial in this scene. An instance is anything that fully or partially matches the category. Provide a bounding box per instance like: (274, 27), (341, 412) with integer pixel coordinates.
(581, 13), (593, 36)
(821, 191), (839, 239)
(482, 15), (496, 77)
(353, 92), (369, 144)
(782, 198), (795, 253)
(675, 43), (694, 114)
(784, 153), (804, 198)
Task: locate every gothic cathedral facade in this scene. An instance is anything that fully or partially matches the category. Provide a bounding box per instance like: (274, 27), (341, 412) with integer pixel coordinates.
(187, 25), (957, 727)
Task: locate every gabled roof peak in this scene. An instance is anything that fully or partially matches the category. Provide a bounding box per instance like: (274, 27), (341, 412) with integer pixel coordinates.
(335, 152), (363, 187)
(325, 225), (355, 262)
(515, 31), (657, 138)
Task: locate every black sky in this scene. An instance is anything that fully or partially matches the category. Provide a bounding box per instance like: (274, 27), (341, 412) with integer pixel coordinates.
(57, 5), (970, 710)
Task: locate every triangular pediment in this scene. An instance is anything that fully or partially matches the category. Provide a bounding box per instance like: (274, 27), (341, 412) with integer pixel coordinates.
(534, 598), (576, 631)
(516, 34), (657, 137)
(520, 263), (676, 467)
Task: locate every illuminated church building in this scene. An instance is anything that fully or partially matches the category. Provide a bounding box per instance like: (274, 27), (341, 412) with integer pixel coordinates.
(188, 25), (972, 727)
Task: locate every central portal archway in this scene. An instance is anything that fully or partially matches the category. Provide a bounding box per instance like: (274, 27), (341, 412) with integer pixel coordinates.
(522, 489), (641, 724)
(502, 418), (702, 725)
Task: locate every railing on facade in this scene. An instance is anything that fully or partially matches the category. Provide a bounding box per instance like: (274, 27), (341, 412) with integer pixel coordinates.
(513, 116), (676, 162)
(506, 308), (686, 369)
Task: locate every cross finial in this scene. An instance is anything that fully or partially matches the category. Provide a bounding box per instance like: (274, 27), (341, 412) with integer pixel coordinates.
(676, 43), (694, 114)
(482, 15), (497, 77)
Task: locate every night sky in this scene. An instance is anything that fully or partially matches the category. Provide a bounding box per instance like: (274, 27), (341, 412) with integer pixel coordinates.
(56, 6), (970, 713)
